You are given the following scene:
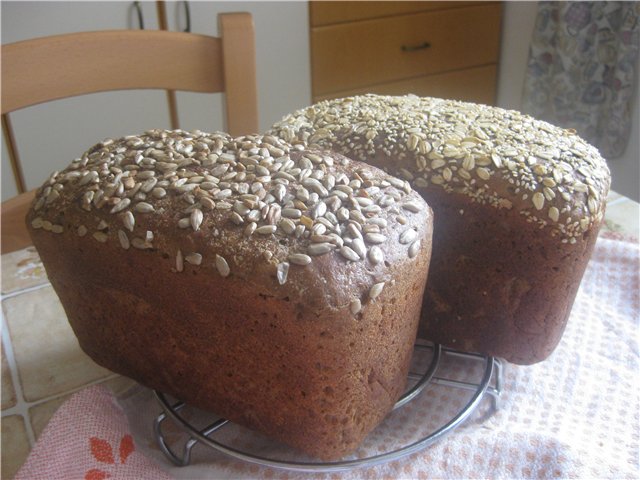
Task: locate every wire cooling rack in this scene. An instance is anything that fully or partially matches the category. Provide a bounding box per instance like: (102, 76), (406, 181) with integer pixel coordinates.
(153, 342), (502, 473)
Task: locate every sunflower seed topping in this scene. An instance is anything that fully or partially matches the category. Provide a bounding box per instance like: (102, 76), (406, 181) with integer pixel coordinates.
(340, 246), (360, 262)
(176, 250), (184, 272)
(408, 240), (420, 258)
(185, 253), (203, 265)
(134, 202), (155, 213)
(402, 201), (422, 213)
(351, 238), (367, 259)
(122, 211), (135, 232)
(364, 232), (386, 244)
(350, 299), (362, 315)
(131, 237), (152, 250)
(93, 232), (108, 243)
(282, 208), (302, 219)
(215, 254), (230, 277)
(118, 230), (130, 250)
(532, 192), (545, 211)
(256, 225), (277, 235)
(369, 282), (385, 300)
(399, 228), (418, 245)
(190, 209), (204, 231)
(288, 253), (312, 266)
(31, 129), (430, 307)
(308, 242), (334, 256)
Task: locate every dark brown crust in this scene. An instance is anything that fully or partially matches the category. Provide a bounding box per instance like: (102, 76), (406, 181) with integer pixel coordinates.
(27, 131), (434, 460)
(416, 190), (601, 364)
(268, 95), (611, 364)
(33, 229), (430, 459)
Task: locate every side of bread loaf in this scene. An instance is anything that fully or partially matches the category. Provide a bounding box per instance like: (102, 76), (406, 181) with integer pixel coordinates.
(269, 95), (611, 364)
(27, 130), (433, 459)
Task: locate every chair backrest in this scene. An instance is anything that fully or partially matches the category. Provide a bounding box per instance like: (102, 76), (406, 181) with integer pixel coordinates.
(1, 12), (258, 253)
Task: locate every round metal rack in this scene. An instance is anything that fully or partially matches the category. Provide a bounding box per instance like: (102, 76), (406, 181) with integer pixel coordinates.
(153, 342), (503, 473)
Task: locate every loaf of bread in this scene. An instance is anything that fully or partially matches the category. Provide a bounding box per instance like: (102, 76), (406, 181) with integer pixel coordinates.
(27, 129), (433, 460)
(269, 94), (611, 365)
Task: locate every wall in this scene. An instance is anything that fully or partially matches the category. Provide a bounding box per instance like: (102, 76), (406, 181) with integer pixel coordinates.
(1, 1), (311, 200)
(497, 1), (639, 202)
(2, 1), (638, 202)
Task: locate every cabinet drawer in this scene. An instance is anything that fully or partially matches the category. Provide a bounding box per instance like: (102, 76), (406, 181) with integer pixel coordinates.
(310, 1), (489, 27)
(313, 64), (498, 106)
(311, 3), (502, 96)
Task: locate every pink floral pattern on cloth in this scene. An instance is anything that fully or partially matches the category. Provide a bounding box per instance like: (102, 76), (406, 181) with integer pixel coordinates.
(522, 2), (640, 158)
(14, 386), (171, 480)
(14, 235), (640, 479)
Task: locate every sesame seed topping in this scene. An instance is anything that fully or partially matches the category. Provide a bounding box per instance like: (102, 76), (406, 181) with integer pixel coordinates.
(268, 94), (610, 240)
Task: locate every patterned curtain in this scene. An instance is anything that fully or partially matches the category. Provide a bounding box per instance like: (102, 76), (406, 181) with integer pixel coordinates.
(522, 2), (639, 158)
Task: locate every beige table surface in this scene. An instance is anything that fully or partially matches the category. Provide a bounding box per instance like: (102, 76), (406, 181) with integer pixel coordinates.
(1, 190), (638, 479)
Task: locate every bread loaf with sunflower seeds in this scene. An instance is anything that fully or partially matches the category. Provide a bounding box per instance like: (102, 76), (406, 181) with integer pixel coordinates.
(269, 94), (611, 364)
(27, 129), (433, 460)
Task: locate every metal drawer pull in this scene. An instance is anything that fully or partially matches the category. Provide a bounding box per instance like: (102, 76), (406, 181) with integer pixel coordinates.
(401, 42), (431, 52)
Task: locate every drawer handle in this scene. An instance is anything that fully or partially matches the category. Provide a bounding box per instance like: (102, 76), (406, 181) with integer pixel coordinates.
(401, 42), (431, 52)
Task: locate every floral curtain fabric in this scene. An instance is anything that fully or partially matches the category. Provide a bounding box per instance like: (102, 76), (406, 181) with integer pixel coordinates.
(522, 2), (639, 159)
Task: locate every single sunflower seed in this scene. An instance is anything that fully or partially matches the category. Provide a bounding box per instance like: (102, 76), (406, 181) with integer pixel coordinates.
(288, 253), (312, 266)
(400, 228), (418, 245)
(256, 225), (277, 235)
(340, 246), (360, 262)
(350, 299), (362, 315)
(307, 242), (333, 256)
(186, 253), (203, 265)
(190, 208), (204, 231)
(408, 240), (420, 258)
(368, 246), (384, 265)
(118, 230), (130, 250)
(215, 254), (230, 277)
(176, 250), (184, 272)
(369, 282), (385, 300)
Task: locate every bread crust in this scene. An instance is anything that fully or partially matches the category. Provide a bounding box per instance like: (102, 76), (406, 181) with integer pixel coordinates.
(269, 94), (611, 364)
(27, 130), (433, 459)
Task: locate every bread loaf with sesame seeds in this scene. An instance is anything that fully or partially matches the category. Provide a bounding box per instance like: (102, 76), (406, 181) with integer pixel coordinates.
(26, 129), (433, 460)
(269, 94), (611, 365)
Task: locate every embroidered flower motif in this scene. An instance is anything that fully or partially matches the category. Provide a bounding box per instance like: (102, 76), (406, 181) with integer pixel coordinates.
(85, 469), (110, 480)
(84, 435), (135, 480)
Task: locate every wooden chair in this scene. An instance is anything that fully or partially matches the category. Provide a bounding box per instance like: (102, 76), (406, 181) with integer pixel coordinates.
(1, 11), (258, 253)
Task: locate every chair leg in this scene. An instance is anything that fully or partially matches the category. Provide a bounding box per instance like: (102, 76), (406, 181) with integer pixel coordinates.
(2, 113), (27, 194)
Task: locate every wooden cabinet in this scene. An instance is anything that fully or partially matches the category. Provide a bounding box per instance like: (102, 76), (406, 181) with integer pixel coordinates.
(309, 1), (502, 105)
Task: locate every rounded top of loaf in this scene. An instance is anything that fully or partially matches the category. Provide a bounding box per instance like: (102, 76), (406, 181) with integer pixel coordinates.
(28, 129), (432, 311)
(269, 94), (611, 243)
